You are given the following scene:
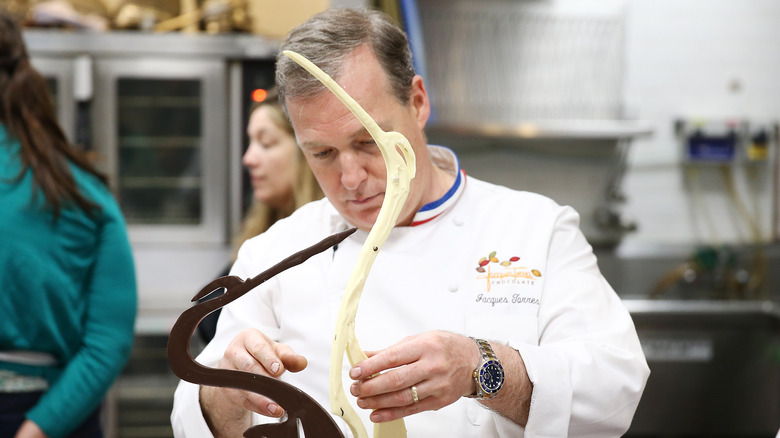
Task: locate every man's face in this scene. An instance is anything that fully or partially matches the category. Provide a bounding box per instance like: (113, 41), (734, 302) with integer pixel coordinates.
(286, 45), (429, 231)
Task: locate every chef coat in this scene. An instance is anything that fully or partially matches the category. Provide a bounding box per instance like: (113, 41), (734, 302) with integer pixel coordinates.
(171, 146), (649, 437)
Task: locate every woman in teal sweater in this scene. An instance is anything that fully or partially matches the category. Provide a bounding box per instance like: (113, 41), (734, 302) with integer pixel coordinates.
(0, 14), (137, 438)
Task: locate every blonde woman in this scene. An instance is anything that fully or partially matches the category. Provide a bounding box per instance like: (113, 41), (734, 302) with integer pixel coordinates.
(234, 89), (323, 260)
(198, 89), (323, 342)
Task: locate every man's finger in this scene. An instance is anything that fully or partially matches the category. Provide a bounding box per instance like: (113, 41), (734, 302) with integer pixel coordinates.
(244, 391), (284, 418)
(351, 343), (420, 379)
(277, 344), (308, 373)
(243, 334), (283, 375)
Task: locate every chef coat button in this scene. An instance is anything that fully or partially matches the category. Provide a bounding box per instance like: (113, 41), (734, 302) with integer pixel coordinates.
(448, 284), (459, 292)
(453, 217), (464, 226)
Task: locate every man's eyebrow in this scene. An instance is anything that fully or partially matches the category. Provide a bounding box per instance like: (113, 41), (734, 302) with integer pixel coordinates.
(299, 140), (327, 150)
(298, 121), (389, 149)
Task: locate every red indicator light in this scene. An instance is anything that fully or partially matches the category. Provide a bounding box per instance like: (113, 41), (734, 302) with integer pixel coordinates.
(251, 88), (268, 103)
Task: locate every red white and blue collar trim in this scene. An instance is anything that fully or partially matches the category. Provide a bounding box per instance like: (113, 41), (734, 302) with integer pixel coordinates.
(411, 146), (466, 226)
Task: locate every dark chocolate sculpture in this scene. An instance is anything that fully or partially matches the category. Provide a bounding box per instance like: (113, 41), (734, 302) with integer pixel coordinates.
(167, 228), (356, 438)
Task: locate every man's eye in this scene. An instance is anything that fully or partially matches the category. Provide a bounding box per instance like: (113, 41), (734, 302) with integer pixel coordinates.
(312, 149), (332, 159)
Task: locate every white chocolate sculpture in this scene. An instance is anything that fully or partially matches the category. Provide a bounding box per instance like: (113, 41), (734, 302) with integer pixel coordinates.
(283, 50), (416, 438)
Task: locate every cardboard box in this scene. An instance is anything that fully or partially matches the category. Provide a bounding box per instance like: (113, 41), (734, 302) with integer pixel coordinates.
(247, 0), (328, 39)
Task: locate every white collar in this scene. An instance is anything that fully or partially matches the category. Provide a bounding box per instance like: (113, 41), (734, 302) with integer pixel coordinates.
(328, 145), (465, 231)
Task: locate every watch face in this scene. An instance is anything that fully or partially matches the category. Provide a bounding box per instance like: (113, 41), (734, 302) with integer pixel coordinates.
(479, 360), (505, 394)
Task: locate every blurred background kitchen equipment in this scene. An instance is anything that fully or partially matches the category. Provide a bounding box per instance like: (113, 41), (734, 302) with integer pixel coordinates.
(414, 0), (650, 247)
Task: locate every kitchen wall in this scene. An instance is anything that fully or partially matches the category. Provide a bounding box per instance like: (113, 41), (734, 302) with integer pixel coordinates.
(410, 0), (779, 250)
(620, 0), (780, 248)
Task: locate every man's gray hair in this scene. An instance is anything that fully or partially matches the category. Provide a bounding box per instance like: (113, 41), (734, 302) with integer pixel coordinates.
(276, 8), (416, 110)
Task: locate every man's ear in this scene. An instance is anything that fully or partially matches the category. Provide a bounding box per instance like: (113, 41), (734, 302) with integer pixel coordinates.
(409, 75), (431, 129)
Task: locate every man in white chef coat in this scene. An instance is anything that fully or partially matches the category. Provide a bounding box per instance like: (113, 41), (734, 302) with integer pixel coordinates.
(171, 7), (649, 438)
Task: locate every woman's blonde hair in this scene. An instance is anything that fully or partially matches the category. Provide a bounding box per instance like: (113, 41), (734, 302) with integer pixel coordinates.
(231, 90), (323, 259)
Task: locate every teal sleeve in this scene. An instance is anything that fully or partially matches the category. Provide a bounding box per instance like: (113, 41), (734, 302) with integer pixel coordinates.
(27, 200), (137, 438)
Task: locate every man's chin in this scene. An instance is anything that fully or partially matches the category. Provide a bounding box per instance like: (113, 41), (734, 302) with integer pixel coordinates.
(342, 209), (380, 231)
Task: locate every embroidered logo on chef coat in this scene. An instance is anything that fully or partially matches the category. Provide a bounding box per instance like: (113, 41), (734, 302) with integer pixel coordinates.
(474, 251), (542, 290)
(475, 251), (521, 273)
(472, 251), (542, 309)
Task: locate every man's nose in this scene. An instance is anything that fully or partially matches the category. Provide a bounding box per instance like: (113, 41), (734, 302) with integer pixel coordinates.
(339, 153), (367, 191)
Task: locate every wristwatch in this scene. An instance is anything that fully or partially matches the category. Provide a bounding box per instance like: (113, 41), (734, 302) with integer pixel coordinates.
(465, 337), (505, 399)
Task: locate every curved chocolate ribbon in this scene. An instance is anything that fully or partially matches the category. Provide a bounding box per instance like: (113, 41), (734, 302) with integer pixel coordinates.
(283, 50), (416, 438)
(167, 228), (356, 438)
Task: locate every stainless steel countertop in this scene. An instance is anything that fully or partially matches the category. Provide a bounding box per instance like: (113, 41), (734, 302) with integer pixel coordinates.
(623, 298), (780, 319)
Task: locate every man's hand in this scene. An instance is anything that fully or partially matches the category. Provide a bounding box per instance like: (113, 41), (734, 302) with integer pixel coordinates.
(348, 331), (532, 426)
(347, 331), (478, 423)
(199, 328), (308, 436)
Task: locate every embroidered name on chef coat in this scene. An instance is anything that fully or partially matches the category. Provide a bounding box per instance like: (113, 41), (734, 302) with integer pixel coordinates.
(471, 250), (542, 315)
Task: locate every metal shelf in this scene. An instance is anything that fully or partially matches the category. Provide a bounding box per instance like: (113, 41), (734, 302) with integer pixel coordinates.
(23, 29), (279, 60)
(426, 119), (653, 141)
